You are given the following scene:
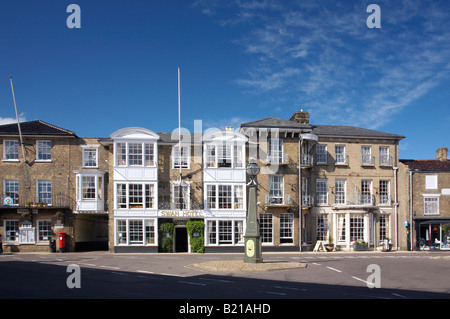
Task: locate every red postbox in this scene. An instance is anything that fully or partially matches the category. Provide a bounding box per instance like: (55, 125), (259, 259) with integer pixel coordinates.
(58, 232), (66, 253)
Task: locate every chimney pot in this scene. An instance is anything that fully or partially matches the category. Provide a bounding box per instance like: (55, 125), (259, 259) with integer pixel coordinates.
(436, 147), (448, 161)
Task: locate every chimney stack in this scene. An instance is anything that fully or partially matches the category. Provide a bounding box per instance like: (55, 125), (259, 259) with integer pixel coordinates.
(436, 147), (448, 161)
(290, 109), (309, 125)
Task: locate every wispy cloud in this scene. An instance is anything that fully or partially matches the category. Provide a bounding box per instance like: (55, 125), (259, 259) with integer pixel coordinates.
(0, 113), (26, 125)
(194, 0), (450, 129)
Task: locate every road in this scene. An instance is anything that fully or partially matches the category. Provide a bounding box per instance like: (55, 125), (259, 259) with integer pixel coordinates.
(1, 251), (449, 310)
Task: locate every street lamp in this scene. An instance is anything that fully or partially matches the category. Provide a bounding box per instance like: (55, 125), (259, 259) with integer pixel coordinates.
(244, 159), (262, 263)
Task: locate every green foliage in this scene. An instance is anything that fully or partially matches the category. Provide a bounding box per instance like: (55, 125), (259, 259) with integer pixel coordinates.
(186, 220), (205, 253)
(159, 222), (174, 252)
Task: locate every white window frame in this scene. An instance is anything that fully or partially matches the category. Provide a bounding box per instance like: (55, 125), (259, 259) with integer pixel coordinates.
(316, 179), (328, 205)
(4, 179), (19, 205)
(268, 138), (283, 163)
(37, 220), (52, 242)
(379, 146), (391, 166)
(205, 219), (245, 246)
(115, 182), (157, 210)
(114, 142), (156, 167)
(334, 180), (346, 205)
(4, 220), (19, 242)
(316, 144), (328, 164)
(423, 195), (440, 215)
(36, 140), (52, 162)
(172, 145), (190, 169)
(205, 183), (245, 210)
(280, 213), (294, 244)
(204, 143), (245, 169)
(19, 220), (35, 244)
(361, 146), (373, 165)
(361, 180), (372, 205)
(3, 140), (19, 161)
(335, 145), (346, 164)
(268, 175), (284, 204)
(260, 213), (273, 244)
(82, 146), (99, 168)
(317, 214), (329, 241)
(115, 218), (157, 246)
(425, 175), (438, 190)
(36, 180), (52, 205)
(172, 182), (190, 210)
(379, 180), (391, 205)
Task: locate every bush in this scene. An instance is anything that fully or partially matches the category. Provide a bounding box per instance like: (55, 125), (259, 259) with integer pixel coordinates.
(186, 220), (205, 253)
(159, 222), (174, 252)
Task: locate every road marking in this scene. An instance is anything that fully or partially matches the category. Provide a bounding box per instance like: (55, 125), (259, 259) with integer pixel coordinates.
(352, 276), (372, 286)
(100, 265), (120, 270)
(137, 270), (155, 274)
(391, 293), (408, 299)
(273, 285), (307, 292)
(326, 266), (342, 273)
(199, 278), (234, 283)
(178, 280), (206, 286)
(312, 262), (321, 266)
(80, 263), (96, 267)
(111, 271), (129, 276)
(161, 273), (186, 277)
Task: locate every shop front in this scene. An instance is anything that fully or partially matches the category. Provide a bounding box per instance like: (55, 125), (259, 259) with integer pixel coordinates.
(416, 218), (450, 250)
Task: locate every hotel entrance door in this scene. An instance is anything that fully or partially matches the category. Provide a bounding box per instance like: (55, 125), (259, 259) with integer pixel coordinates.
(175, 227), (188, 252)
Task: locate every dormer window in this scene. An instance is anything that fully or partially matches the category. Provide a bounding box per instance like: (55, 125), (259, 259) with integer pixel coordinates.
(115, 142), (155, 167)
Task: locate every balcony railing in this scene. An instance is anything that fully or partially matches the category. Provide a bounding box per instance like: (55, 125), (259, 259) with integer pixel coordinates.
(335, 154), (349, 165)
(332, 194), (376, 208)
(379, 155), (392, 166)
(361, 155), (375, 166)
(265, 194), (291, 206)
(301, 194), (313, 207)
(265, 153), (289, 165)
(1, 193), (74, 209)
(300, 154), (314, 166)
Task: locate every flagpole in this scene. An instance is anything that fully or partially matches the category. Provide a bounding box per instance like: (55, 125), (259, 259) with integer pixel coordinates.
(178, 67), (182, 182)
(9, 76), (26, 163)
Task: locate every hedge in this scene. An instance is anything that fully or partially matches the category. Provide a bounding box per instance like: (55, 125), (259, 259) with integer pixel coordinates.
(186, 220), (205, 253)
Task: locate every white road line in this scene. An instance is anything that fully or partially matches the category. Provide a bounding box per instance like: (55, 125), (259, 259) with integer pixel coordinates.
(199, 278), (234, 283)
(312, 262), (321, 266)
(352, 276), (372, 286)
(137, 270), (155, 274)
(161, 273), (185, 277)
(326, 266), (342, 273)
(178, 280), (206, 286)
(80, 263), (96, 267)
(391, 293), (408, 299)
(99, 265), (120, 270)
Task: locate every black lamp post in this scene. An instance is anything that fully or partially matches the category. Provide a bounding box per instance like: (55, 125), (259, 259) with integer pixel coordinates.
(244, 159), (262, 263)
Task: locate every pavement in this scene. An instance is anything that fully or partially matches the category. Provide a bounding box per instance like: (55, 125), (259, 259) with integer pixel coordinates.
(186, 259), (307, 272)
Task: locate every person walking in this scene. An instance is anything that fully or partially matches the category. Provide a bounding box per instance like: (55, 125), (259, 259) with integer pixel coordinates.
(0, 234), (3, 254)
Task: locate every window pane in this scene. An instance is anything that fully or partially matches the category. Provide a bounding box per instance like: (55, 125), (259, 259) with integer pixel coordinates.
(218, 220), (232, 244)
(128, 143), (142, 166)
(280, 213), (294, 244)
(38, 220), (52, 241)
(129, 184), (143, 208)
(260, 213), (273, 244)
(37, 180), (52, 205)
(4, 180), (19, 205)
(4, 141), (19, 160)
(116, 143), (126, 166)
(37, 141), (51, 160)
(207, 185), (216, 209)
(83, 148), (97, 167)
(129, 220), (143, 244)
(218, 185), (232, 209)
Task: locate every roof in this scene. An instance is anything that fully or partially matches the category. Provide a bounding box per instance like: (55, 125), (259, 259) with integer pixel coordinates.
(240, 116), (405, 139)
(311, 125), (405, 139)
(0, 120), (77, 137)
(400, 159), (450, 171)
(240, 117), (310, 130)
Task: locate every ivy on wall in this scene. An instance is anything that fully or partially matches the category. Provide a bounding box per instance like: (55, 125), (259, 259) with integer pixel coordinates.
(186, 220), (205, 253)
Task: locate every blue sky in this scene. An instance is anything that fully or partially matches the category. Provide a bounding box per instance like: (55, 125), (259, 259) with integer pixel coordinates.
(0, 0), (448, 160)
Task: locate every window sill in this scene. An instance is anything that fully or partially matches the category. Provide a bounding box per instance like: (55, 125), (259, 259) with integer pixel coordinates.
(2, 159), (20, 163)
(36, 160), (53, 163)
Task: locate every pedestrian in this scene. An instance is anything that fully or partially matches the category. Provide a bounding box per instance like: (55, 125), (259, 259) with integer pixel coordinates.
(0, 234), (3, 254)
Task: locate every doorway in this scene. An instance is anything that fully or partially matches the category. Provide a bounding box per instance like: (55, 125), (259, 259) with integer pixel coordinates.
(175, 227), (188, 252)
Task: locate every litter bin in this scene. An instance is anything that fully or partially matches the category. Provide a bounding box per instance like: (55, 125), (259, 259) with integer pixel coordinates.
(58, 232), (66, 253)
(49, 238), (56, 253)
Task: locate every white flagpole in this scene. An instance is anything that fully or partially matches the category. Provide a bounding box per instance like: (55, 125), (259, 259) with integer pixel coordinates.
(9, 76), (26, 163)
(178, 67), (182, 182)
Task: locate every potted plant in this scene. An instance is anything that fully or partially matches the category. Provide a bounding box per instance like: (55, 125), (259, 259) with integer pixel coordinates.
(353, 240), (369, 251)
(55, 211), (65, 219)
(324, 235), (334, 252)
